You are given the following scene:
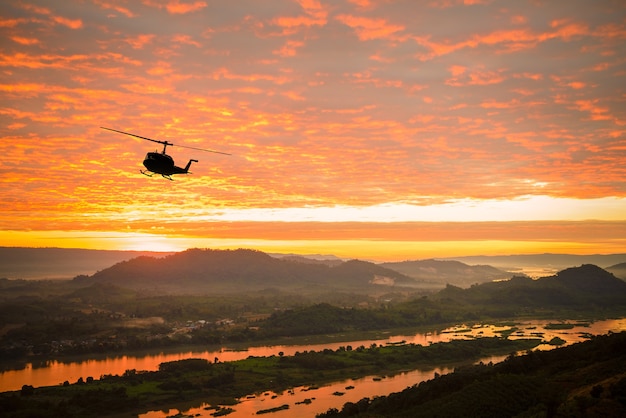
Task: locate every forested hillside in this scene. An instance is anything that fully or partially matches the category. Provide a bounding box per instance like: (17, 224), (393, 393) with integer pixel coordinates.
(76, 248), (418, 293)
(253, 265), (626, 338)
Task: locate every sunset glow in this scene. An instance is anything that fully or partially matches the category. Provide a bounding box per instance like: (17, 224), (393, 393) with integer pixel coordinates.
(1, 1), (625, 260)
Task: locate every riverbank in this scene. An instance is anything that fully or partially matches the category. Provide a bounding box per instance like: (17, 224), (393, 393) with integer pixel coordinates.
(1, 337), (542, 418)
(3, 317), (625, 393)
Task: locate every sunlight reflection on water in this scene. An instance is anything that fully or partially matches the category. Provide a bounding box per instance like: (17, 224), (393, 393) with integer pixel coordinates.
(134, 318), (626, 418)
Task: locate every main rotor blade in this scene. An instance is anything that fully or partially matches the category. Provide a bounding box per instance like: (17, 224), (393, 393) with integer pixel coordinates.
(174, 143), (231, 155)
(100, 127), (231, 155)
(101, 127), (168, 145)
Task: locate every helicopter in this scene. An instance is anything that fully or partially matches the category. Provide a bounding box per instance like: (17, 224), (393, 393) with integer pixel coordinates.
(101, 127), (230, 180)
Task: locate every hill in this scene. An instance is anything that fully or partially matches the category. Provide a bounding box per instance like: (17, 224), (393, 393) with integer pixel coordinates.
(380, 259), (510, 288)
(254, 264), (626, 338)
(434, 264), (626, 309)
(320, 331), (626, 417)
(607, 262), (626, 280)
(76, 248), (419, 293)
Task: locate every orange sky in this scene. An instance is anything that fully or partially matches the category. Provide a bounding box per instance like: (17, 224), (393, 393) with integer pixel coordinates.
(1, 0), (625, 260)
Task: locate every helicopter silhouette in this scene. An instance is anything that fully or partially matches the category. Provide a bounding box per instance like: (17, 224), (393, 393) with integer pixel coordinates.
(101, 127), (230, 180)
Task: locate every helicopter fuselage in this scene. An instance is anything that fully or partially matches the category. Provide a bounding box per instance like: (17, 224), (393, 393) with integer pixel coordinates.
(143, 152), (197, 177)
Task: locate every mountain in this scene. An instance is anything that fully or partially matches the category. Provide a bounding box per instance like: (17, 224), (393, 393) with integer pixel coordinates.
(273, 254), (344, 267)
(445, 253), (626, 276)
(75, 248), (419, 293)
(380, 259), (510, 288)
(0, 247), (174, 279)
(434, 264), (626, 308)
(607, 262), (626, 280)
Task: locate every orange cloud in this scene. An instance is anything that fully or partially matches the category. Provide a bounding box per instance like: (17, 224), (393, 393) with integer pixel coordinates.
(167, 1), (207, 14)
(574, 99), (611, 121)
(94, 0), (135, 18)
(125, 34), (155, 49)
(336, 14), (405, 41)
(172, 34), (202, 47)
(273, 40), (305, 57)
(273, 0), (327, 29)
(141, 0), (207, 15)
(9, 36), (39, 45)
(446, 66), (506, 86)
(52, 15), (83, 29)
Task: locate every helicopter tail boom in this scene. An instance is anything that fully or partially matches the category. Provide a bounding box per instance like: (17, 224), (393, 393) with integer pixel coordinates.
(184, 159), (199, 173)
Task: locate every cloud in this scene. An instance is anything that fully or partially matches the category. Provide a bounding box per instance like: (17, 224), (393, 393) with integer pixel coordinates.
(336, 14), (405, 41)
(273, 0), (328, 29)
(142, 0), (208, 15)
(0, 0), (625, 256)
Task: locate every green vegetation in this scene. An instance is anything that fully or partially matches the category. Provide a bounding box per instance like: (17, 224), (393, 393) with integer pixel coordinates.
(318, 331), (626, 417)
(0, 337), (540, 417)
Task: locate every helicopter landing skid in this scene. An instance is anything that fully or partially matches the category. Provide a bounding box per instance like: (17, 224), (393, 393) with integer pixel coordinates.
(140, 170), (174, 180)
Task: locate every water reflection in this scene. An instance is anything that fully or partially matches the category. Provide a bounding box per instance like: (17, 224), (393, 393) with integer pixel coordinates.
(141, 367), (453, 418)
(1, 318), (625, 394)
(136, 318), (626, 418)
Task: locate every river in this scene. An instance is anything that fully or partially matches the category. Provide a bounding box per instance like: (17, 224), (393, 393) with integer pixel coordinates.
(1, 318), (625, 417)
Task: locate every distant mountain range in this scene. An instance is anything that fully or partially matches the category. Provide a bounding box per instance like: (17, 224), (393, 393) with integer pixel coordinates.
(607, 262), (626, 280)
(0, 247), (174, 279)
(380, 259), (510, 287)
(1, 247), (625, 291)
(445, 253), (626, 275)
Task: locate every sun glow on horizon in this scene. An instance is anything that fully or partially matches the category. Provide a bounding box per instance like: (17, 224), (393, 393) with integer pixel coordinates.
(184, 196), (626, 223)
(3, 225), (625, 262)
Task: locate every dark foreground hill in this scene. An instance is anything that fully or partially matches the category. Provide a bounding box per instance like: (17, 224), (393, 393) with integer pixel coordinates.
(320, 331), (626, 417)
(75, 248), (419, 293)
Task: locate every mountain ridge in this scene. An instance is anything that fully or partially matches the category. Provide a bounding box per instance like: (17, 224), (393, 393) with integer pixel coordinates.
(445, 253), (626, 272)
(75, 248), (419, 293)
